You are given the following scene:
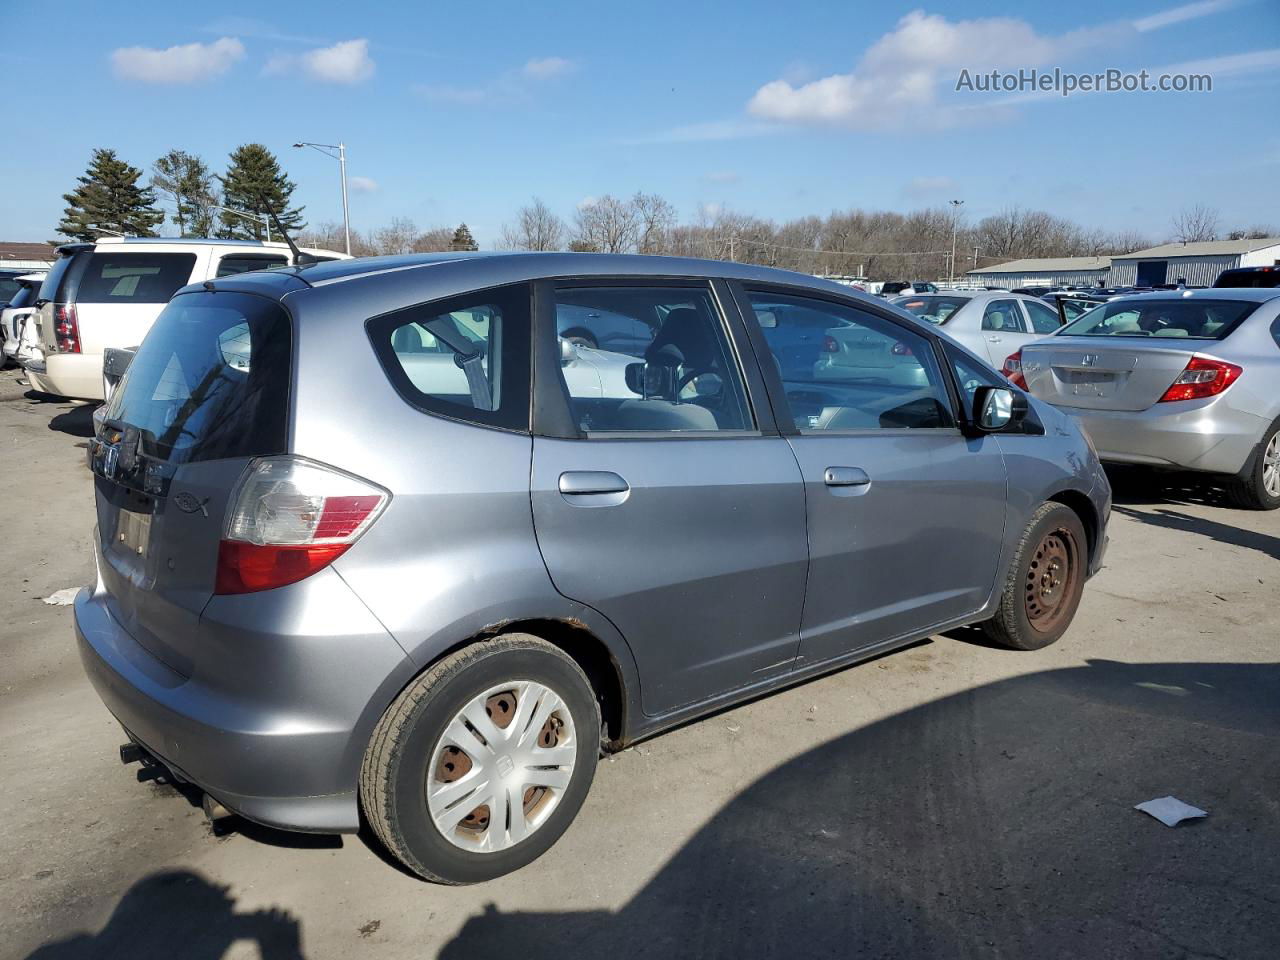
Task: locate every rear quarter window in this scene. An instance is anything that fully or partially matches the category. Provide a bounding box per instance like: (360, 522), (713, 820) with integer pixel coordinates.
(76, 252), (197, 303)
(367, 282), (532, 432)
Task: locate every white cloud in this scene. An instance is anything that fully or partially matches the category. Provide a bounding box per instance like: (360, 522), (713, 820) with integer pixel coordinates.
(111, 37), (244, 84)
(576, 196), (598, 210)
(748, 11), (1109, 128)
(348, 176), (378, 193)
(523, 56), (574, 79)
(266, 39), (374, 84)
(1133, 0), (1237, 32)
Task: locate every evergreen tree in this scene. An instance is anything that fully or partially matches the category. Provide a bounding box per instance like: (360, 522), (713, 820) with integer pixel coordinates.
(151, 150), (218, 237)
(450, 223), (478, 251)
(57, 148), (163, 241)
(218, 144), (304, 241)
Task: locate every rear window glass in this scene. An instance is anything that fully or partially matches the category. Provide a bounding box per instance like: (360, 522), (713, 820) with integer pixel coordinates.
(0, 277), (22, 303)
(215, 255), (289, 278)
(367, 282), (531, 432)
(101, 291), (291, 463)
(1058, 299), (1260, 340)
(897, 296), (968, 324)
(38, 253), (80, 301)
(1215, 270), (1280, 288)
(76, 253), (197, 303)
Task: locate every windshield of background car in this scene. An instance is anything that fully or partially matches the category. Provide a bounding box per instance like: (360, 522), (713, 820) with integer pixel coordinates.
(895, 296), (968, 324)
(102, 292), (291, 463)
(1057, 298), (1259, 340)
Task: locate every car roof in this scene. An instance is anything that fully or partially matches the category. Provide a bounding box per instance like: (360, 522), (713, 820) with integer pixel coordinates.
(192, 251), (870, 299)
(1106, 287), (1280, 305)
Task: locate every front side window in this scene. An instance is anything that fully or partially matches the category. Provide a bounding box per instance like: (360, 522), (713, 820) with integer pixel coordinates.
(555, 285), (753, 434)
(747, 290), (954, 431)
(368, 283), (531, 431)
(75, 253), (198, 303)
(982, 299), (1026, 333)
(1023, 298), (1063, 334)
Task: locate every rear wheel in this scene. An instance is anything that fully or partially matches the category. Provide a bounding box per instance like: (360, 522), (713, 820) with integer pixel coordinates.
(361, 634), (600, 884)
(1225, 419), (1280, 511)
(982, 502), (1087, 651)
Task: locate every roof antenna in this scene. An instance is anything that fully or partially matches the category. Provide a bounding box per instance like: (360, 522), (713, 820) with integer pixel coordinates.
(257, 195), (319, 265)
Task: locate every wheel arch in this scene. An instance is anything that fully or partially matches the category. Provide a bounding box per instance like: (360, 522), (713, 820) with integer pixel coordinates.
(1046, 488), (1099, 568)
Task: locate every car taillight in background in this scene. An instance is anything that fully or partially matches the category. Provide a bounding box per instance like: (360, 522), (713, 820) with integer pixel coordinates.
(1158, 355), (1243, 403)
(54, 303), (80, 353)
(215, 456), (390, 595)
(1002, 350), (1027, 389)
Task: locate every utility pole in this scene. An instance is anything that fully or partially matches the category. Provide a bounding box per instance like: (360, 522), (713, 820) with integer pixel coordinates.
(973, 246), (980, 270)
(949, 199), (965, 282)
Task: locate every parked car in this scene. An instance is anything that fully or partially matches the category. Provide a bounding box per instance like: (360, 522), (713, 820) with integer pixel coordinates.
(1, 272), (46, 367)
(0, 268), (30, 306)
(78, 252), (1109, 884)
(878, 280), (938, 297)
(26, 237), (346, 401)
(1010, 288), (1280, 509)
(892, 290), (1065, 367)
(1214, 266), (1280, 288)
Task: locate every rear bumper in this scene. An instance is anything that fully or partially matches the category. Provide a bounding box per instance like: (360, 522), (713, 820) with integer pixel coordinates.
(74, 570), (413, 833)
(1062, 400), (1267, 476)
(36, 352), (105, 400)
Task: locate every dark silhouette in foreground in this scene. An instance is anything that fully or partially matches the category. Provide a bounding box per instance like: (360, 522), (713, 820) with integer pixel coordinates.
(26, 870), (306, 960)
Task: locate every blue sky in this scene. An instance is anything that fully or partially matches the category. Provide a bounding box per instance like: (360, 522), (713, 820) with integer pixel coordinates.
(4, 0), (1278, 244)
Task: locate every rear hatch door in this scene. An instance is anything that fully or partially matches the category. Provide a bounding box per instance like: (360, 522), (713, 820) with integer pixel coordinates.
(1020, 338), (1194, 411)
(89, 290), (291, 675)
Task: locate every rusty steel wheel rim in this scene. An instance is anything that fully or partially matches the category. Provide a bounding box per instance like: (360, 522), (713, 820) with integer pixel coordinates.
(426, 680), (577, 852)
(1024, 526), (1079, 633)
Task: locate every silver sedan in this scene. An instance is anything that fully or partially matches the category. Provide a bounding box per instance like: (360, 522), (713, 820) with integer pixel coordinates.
(892, 290), (1065, 368)
(1014, 288), (1280, 509)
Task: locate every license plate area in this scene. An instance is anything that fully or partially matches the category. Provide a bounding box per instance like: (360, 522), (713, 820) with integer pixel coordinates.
(113, 508), (153, 560)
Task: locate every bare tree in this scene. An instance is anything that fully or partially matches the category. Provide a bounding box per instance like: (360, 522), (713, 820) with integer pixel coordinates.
(573, 195), (639, 253)
(499, 198), (566, 251)
(1171, 204), (1219, 243)
(1225, 225), (1277, 240)
(411, 226), (456, 252)
(631, 192), (677, 254)
(370, 216), (419, 256)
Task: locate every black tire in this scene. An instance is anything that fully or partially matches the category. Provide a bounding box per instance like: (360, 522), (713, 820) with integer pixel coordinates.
(361, 634), (600, 884)
(1225, 418), (1280, 511)
(562, 330), (597, 350)
(982, 502), (1087, 651)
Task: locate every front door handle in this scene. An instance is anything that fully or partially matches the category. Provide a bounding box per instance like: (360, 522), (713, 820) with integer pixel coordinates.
(823, 466), (871, 487)
(559, 471), (630, 496)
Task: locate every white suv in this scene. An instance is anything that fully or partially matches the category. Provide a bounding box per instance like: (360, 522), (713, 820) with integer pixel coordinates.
(26, 238), (346, 400)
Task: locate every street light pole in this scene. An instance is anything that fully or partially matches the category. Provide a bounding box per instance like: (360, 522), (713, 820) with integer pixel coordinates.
(293, 141), (352, 256)
(949, 199), (965, 282)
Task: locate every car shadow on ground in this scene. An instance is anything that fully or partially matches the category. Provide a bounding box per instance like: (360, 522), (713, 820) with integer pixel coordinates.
(1103, 464), (1231, 508)
(438, 659), (1279, 960)
(1113, 504), (1280, 564)
(45, 402), (96, 438)
(25, 660), (1280, 960)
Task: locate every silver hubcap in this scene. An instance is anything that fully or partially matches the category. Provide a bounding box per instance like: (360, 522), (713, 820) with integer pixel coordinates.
(1264, 432), (1280, 499)
(427, 680), (577, 852)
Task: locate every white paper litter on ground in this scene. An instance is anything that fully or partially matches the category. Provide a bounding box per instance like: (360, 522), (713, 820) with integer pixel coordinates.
(41, 588), (80, 606)
(1135, 796), (1208, 827)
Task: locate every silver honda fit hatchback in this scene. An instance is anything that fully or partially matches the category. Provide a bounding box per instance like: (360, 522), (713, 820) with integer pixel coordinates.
(76, 253), (1110, 883)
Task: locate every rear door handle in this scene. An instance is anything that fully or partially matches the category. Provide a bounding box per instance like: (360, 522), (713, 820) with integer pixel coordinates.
(986, 335), (1002, 343)
(558, 471), (630, 496)
(823, 466), (871, 487)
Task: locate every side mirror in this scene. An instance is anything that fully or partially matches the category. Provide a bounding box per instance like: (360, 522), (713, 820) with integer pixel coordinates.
(973, 386), (1027, 432)
(559, 337), (579, 366)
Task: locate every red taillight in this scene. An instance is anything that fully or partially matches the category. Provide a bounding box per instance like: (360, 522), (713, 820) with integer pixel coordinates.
(1002, 350), (1027, 389)
(1157, 355), (1242, 403)
(213, 457), (389, 595)
(822, 335), (839, 352)
(55, 303), (80, 353)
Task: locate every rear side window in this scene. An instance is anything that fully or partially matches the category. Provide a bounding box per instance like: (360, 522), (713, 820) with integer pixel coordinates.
(368, 282), (531, 432)
(1022, 298), (1063, 334)
(102, 291), (291, 463)
(76, 253), (197, 303)
(215, 254), (289, 277)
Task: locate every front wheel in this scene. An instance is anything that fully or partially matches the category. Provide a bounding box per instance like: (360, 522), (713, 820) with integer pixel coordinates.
(982, 502), (1087, 651)
(1226, 419), (1280, 511)
(361, 634), (600, 883)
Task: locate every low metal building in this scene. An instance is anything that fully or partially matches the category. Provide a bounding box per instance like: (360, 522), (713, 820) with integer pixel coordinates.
(0, 242), (56, 271)
(965, 256), (1112, 288)
(1109, 238), (1280, 287)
